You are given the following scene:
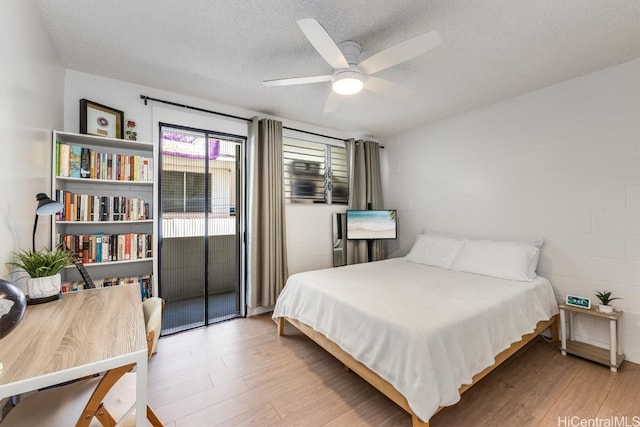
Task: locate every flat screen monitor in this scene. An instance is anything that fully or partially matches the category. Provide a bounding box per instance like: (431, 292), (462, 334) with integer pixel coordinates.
(346, 209), (397, 240)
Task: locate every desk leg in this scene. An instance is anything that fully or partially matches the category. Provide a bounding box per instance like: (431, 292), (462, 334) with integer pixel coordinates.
(136, 353), (148, 425)
(609, 319), (617, 373)
(559, 308), (567, 355)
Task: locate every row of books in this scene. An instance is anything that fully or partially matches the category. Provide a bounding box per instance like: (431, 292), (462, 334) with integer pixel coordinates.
(62, 274), (153, 300)
(55, 190), (150, 222)
(57, 233), (153, 264)
(56, 142), (153, 182)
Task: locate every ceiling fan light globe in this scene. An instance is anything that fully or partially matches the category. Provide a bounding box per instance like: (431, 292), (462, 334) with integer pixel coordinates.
(332, 70), (364, 95)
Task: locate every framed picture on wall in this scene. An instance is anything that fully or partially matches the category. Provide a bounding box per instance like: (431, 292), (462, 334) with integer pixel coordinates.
(79, 99), (124, 139)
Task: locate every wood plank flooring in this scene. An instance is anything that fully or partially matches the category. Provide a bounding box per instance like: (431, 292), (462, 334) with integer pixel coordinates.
(148, 314), (640, 427)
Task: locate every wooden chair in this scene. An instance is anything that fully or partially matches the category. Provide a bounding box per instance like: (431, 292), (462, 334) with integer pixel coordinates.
(3, 297), (165, 427)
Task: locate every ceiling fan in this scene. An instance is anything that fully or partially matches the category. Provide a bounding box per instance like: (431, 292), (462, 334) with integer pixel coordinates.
(262, 18), (441, 112)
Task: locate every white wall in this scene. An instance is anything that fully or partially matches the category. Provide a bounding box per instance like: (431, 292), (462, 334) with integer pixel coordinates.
(0, 0), (64, 283)
(382, 59), (640, 363)
(286, 204), (346, 274)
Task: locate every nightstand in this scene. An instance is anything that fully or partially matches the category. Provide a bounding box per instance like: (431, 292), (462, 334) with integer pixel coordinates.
(558, 303), (624, 372)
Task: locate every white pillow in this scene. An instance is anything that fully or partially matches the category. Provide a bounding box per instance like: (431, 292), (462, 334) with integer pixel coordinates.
(405, 234), (464, 269)
(452, 239), (540, 281)
(421, 229), (544, 249)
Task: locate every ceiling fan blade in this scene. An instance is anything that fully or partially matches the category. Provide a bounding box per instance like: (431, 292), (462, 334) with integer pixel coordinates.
(297, 18), (349, 70)
(323, 90), (340, 112)
(363, 76), (411, 98)
(263, 75), (332, 86)
(359, 31), (441, 75)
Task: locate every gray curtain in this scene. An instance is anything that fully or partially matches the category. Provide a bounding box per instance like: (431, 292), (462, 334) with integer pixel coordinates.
(247, 118), (288, 309)
(346, 139), (385, 264)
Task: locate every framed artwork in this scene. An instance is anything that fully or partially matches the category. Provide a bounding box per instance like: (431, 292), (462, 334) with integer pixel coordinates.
(79, 99), (124, 139)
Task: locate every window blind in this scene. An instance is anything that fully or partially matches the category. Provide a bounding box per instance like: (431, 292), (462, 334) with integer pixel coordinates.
(283, 138), (347, 204)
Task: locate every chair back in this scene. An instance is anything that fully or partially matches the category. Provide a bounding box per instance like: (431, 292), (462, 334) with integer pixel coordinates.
(143, 297), (164, 357)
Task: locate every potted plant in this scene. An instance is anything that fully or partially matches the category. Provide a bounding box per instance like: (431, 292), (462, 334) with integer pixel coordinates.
(595, 290), (621, 314)
(8, 248), (74, 304)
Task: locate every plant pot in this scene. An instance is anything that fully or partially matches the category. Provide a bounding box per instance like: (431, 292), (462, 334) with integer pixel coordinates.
(26, 274), (62, 305)
(598, 304), (613, 314)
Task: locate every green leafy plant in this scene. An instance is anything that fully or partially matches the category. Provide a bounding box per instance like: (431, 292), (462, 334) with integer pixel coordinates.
(595, 290), (621, 306)
(8, 248), (74, 278)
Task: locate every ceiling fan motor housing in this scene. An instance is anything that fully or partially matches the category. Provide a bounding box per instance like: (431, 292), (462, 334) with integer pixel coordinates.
(339, 40), (362, 65)
(332, 41), (364, 95)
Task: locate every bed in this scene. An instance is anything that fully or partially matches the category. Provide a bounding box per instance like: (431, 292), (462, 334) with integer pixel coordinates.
(273, 235), (560, 427)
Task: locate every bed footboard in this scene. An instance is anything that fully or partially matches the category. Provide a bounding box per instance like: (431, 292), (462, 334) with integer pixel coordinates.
(275, 314), (558, 426)
(277, 316), (431, 426)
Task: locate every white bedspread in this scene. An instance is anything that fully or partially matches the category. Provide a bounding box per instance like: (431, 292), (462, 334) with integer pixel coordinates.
(272, 258), (559, 422)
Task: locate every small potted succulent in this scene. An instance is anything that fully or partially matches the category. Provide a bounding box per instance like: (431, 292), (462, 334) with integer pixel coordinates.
(8, 248), (74, 304)
(595, 290), (621, 314)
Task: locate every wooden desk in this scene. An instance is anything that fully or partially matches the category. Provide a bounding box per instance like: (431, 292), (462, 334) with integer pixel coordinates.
(0, 284), (148, 425)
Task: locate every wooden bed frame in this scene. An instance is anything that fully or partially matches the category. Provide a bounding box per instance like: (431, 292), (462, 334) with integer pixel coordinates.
(276, 314), (559, 427)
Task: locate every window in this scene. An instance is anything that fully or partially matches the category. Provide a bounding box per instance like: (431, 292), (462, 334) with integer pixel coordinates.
(161, 171), (212, 213)
(283, 138), (348, 204)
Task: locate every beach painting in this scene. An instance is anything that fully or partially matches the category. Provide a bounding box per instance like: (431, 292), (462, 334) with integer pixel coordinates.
(346, 209), (397, 240)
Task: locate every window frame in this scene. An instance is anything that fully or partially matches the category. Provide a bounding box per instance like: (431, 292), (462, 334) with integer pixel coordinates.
(283, 133), (348, 205)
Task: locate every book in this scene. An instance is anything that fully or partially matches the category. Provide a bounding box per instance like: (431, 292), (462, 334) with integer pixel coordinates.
(93, 195), (99, 222)
(133, 156), (139, 181)
(141, 158), (148, 181)
(78, 194), (86, 221)
(64, 191), (71, 221)
(80, 147), (91, 178)
(89, 149), (96, 179)
(58, 143), (71, 177)
(55, 190), (65, 220)
(146, 234), (153, 258)
(95, 233), (103, 263)
(124, 233), (131, 260)
(101, 236), (109, 262)
(100, 196), (108, 221)
(69, 145), (82, 178)
(88, 234), (95, 263)
(82, 234), (89, 263)
(117, 234), (125, 261)
(100, 152), (107, 180)
(106, 153), (113, 180)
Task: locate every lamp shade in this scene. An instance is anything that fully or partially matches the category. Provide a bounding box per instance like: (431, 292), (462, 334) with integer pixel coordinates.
(35, 193), (63, 216)
(332, 69), (364, 95)
(33, 193), (64, 251)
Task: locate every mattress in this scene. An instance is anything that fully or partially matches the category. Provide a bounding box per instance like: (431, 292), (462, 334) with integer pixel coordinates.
(272, 258), (559, 421)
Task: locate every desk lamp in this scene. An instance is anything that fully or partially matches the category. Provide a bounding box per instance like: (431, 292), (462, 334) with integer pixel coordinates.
(32, 193), (63, 251)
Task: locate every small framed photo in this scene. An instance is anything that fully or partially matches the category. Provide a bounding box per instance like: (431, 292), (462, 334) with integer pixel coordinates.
(79, 99), (124, 139)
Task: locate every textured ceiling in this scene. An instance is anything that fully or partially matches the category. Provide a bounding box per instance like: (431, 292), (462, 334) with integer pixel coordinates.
(33, 0), (640, 138)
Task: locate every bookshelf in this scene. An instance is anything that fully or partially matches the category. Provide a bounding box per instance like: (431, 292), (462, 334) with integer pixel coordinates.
(51, 130), (157, 299)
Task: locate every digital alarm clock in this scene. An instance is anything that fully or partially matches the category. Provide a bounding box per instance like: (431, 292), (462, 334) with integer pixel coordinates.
(566, 295), (591, 309)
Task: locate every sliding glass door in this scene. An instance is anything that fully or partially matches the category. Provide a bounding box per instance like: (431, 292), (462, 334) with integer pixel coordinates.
(158, 123), (244, 334)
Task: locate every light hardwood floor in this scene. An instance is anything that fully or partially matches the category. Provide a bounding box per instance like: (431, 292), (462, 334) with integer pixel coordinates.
(148, 314), (639, 427)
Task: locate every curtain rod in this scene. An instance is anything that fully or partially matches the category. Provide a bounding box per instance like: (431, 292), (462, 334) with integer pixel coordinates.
(283, 128), (384, 148)
(140, 94), (252, 122)
(139, 94), (382, 147)
(283, 126), (347, 142)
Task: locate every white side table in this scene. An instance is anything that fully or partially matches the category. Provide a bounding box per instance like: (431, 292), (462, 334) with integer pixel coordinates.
(558, 303), (624, 372)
